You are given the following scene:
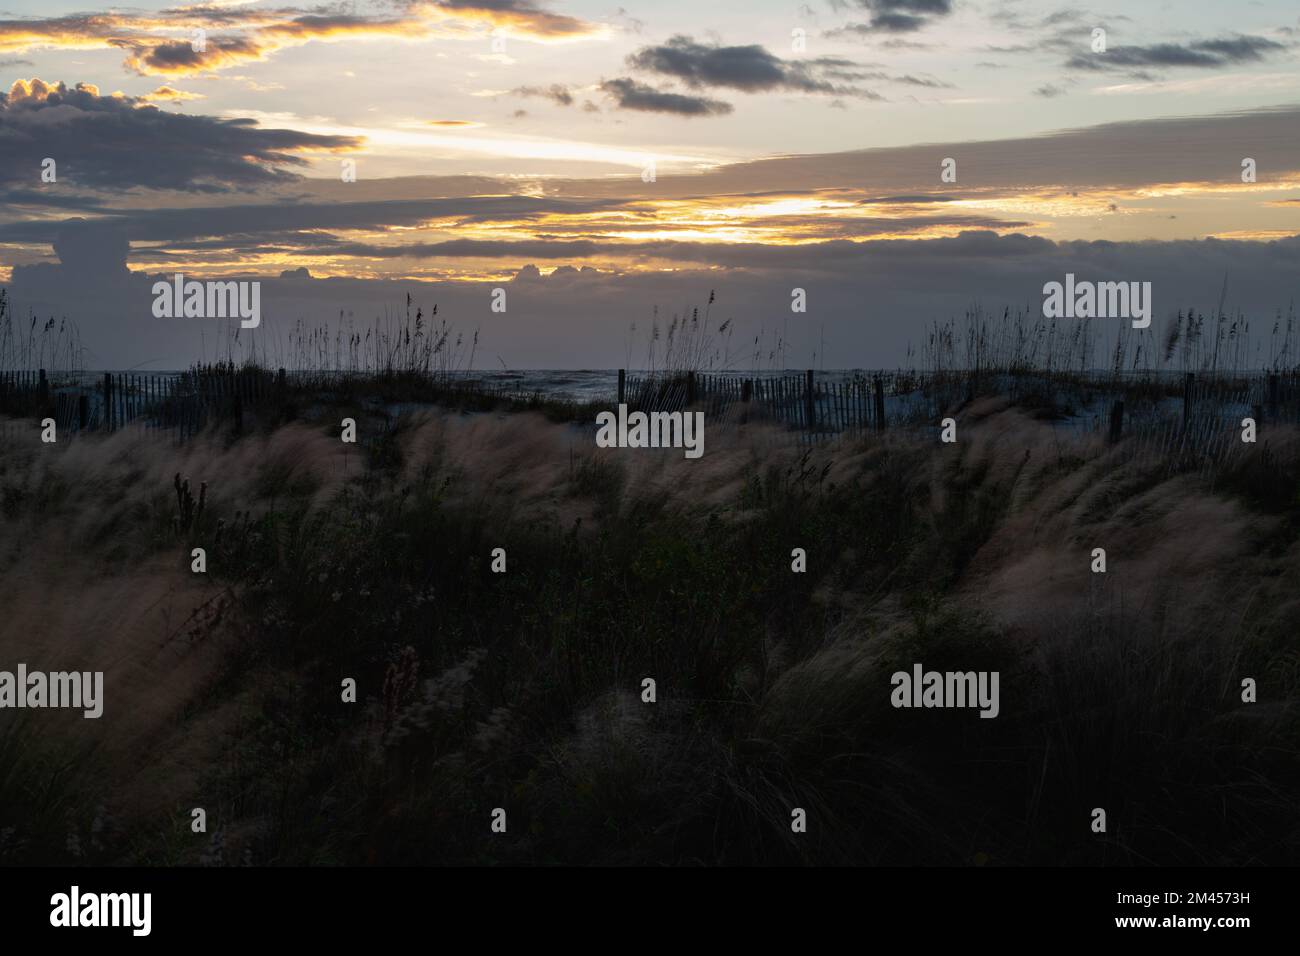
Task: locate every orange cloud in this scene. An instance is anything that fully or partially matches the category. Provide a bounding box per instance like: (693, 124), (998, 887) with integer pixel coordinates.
(142, 85), (205, 102)
(0, 2), (604, 77)
(118, 36), (267, 76)
(7, 76), (101, 100)
(416, 1), (602, 41)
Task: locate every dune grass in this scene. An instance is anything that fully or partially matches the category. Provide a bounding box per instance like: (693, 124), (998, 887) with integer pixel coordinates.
(1, 387), (1297, 866)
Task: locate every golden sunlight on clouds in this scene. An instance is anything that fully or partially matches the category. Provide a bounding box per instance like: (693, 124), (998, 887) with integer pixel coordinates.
(1133, 178), (1300, 199)
(411, 1), (609, 43)
(143, 86), (205, 103)
(953, 191), (1124, 219)
(507, 192), (1029, 245)
(287, 121), (719, 171)
(0, 2), (606, 78)
(120, 189), (1041, 282)
(103, 169), (1299, 282)
(1206, 230), (1300, 240)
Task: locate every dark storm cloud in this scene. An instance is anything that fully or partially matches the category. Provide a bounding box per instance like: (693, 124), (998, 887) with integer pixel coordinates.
(599, 78), (733, 116)
(626, 35), (879, 96)
(0, 79), (358, 192)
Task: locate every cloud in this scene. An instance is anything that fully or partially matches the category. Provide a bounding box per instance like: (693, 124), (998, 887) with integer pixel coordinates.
(599, 78), (733, 116)
(879, 73), (952, 88)
(828, 0), (954, 36)
(0, 78), (358, 192)
(0, 188), (110, 213)
(429, 0), (602, 39)
(511, 84), (574, 106)
(120, 36), (267, 76)
(141, 85), (205, 103)
(10, 226), (1300, 371)
(5, 98), (1295, 234)
(864, 13), (925, 33)
(1034, 83), (1066, 98)
(3, 96), (1298, 346)
(1065, 35), (1287, 71)
(626, 35), (880, 97)
(0, 2), (603, 78)
(0, 10), (426, 76)
(0, 195), (636, 246)
(856, 195), (958, 205)
(206, 212), (1032, 261)
(609, 103), (1300, 198)
(51, 218), (131, 280)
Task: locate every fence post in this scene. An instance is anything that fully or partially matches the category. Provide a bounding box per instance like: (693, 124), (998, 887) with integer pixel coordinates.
(104, 372), (114, 431)
(1268, 373), (1279, 421)
(1183, 372), (1194, 428)
(1108, 400), (1125, 444)
(804, 370), (816, 433)
(618, 368), (626, 405)
(741, 379), (752, 404)
(873, 375), (886, 431)
(78, 394), (89, 432)
(38, 369), (48, 403)
(687, 371), (696, 406)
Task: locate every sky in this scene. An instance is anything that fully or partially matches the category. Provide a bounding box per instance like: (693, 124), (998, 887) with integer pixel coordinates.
(0, 0), (1298, 369)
